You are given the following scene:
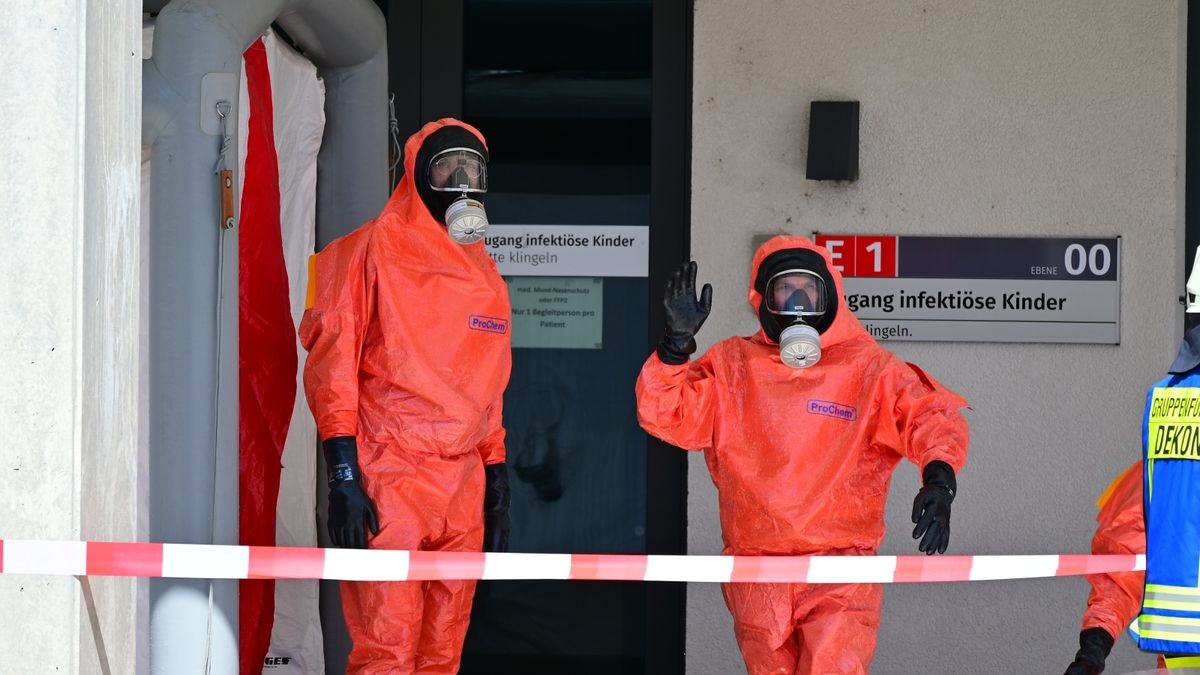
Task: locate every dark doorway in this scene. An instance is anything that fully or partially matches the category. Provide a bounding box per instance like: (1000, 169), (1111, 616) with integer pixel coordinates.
(331, 1), (692, 673)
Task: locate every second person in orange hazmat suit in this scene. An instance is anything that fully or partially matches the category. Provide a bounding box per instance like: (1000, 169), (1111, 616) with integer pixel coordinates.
(635, 235), (970, 674)
(1062, 461), (1147, 675)
(300, 118), (512, 674)
(1062, 466), (1200, 674)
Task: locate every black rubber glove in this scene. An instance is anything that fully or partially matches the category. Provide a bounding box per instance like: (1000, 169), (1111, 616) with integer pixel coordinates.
(911, 460), (956, 555)
(483, 463), (511, 552)
(657, 261), (713, 365)
(1063, 627), (1114, 675)
(323, 436), (379, 549)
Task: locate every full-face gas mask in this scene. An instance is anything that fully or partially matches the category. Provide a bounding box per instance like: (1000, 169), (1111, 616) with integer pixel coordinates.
(427, 147), (489, 244)
(764, 269), (829, 368)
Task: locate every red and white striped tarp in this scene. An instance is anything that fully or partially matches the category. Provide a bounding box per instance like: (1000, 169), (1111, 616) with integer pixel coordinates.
(0, 540), (1144, 584)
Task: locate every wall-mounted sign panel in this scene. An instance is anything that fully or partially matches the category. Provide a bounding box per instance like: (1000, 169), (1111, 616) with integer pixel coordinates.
(507, 276), (604, 349)
(812, 235), (1121, 344)
(486, 225), (648, 277)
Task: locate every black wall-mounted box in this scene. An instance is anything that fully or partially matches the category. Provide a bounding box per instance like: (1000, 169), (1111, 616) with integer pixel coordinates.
(806, 101), (859, 181)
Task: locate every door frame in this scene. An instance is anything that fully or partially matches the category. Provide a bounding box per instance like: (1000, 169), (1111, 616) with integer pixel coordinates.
(385, 1), (692, 672)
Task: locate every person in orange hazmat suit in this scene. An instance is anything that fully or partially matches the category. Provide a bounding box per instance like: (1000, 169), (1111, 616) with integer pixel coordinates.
(635, 235), (969, 674)
(1063, 305), (1200, 674)
(299, 118), (512, 674)
(1062, 461), (1147, 675)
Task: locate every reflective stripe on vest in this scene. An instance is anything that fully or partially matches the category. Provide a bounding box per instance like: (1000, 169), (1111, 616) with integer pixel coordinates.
(1140, 614), (1200, 642)
(1165, 655), (1200, 670)
(1146, 585), (1200, 613)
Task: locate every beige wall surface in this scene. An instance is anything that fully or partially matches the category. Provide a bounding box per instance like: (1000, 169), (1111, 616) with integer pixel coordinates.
(0, 2), (142, 674)
(688, 1), (1183, 673)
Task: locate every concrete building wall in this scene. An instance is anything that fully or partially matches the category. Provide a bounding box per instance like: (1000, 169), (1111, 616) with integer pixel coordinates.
(0, 2), (142, 673)
(688, 2), (1183, 673)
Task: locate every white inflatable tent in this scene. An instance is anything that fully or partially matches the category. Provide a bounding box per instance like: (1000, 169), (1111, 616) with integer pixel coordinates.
(141, 1), (387, 671)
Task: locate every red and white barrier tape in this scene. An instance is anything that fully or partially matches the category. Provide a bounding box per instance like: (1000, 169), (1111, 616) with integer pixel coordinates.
(0, 540), (1144, 583)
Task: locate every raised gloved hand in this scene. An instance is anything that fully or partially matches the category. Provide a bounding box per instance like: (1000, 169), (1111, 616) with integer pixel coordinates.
(323, 436), (379, 549)
(911, 460), (956, 555)
(1063, 627), (1114, 675)
(657, 261), (713, 365)
(483, 462), (511, 552)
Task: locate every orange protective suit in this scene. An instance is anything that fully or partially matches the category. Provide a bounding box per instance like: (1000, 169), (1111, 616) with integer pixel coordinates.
(636, 235), (969, 674)
(1066, 463), (1175, 673)
(1080, 461), (1145, 642)
(299, 119), (511, 674)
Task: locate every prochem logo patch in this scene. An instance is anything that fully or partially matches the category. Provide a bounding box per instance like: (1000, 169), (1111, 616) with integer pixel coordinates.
(469, 315), (509, 334)
(807, 399), (857, 422)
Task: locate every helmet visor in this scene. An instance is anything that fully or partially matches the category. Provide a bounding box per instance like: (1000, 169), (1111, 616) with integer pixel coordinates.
(764, 269), (828, 318)
(428, 147), (488, 193)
